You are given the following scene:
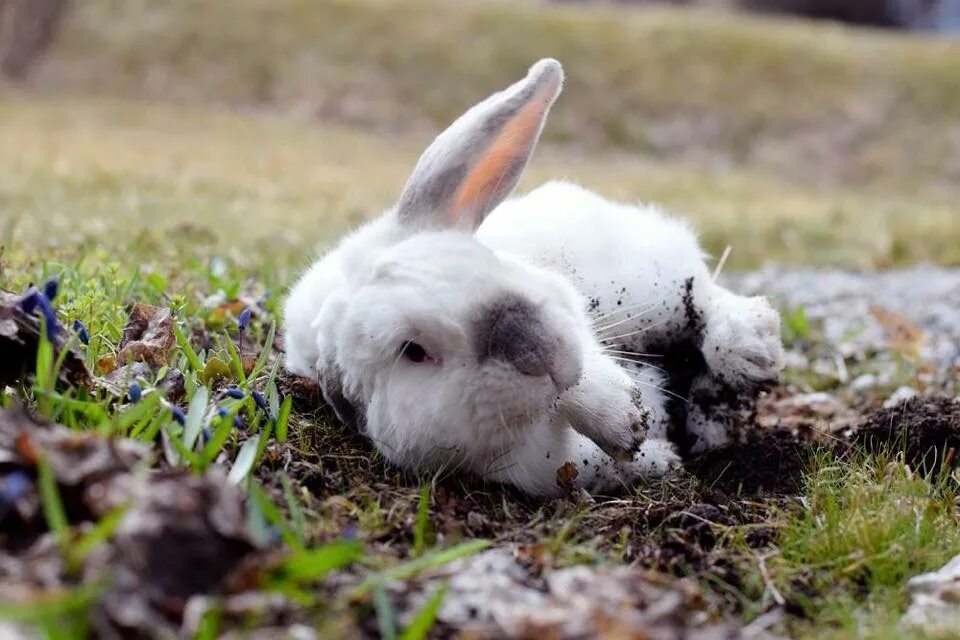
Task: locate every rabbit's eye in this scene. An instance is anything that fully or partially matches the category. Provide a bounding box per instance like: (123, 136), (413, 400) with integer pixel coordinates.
(400, 340), (428, 363)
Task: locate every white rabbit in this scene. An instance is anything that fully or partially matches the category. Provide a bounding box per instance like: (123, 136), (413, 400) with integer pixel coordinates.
(283, 59), (783, 497)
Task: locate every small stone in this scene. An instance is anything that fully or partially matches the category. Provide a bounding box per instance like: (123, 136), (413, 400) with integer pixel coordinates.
(902, 554), (960, 636)
(850, 373), (877, 391)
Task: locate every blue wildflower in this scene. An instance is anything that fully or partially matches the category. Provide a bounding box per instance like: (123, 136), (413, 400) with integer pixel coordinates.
(264, 526), (282, 545)
(217, 406), (229, 418)
(170, 405), (186, 426)
(43, 277), (58, 302)
(251, 390), (269, 414)
(128, 382), (142, 403)
(238, 307), (252, 332)
(36, 294), (59, 343)
(19, 290), (39, 314)
(233, 415), (244, 429)
(0, 470), (32, 505)
(201, 428), (213, 445)
(20, 286), (59, 343)
(72, 320), (90, 345)
(225, 387), (245, 400)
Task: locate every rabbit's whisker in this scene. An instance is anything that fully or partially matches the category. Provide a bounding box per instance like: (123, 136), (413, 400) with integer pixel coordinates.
(591, 300), (657, 322)
(605, 356), (669, 376)
(600, 318), (672, 344)
(600, 348), (663, 358)
(593, 306), (658, 333)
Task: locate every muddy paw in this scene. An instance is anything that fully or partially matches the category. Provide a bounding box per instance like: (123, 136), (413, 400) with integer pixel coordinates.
(626, 438), (683, 480)
(557, 354), (655, 461)
(702, 295), (784, 388)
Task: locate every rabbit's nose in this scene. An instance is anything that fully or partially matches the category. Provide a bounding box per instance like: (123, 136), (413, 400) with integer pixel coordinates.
(475, 295), (566, 382)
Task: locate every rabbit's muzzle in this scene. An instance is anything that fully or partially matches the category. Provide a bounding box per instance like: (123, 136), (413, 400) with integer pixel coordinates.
(474, 294), (581, 391)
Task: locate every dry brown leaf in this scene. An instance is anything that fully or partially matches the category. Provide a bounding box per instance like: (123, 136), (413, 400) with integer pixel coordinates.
(869, 305), (926, 359)
(117, 303), (176, 367)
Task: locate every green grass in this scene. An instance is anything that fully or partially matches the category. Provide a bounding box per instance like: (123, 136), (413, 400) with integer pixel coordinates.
(776, 455), (960, 639)
(3, 94), (959, 270)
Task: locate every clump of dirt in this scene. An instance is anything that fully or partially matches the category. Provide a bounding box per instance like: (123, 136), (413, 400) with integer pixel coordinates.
(685, 430), (829, 496)
(686, 394), (960, 495)
(854, 395), (960, 472)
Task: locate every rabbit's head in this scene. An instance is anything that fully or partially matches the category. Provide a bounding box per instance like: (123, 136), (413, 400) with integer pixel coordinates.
(308, 60), (595, 470)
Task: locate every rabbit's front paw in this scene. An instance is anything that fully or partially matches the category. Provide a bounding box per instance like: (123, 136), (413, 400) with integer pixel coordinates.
(629, 438), (682, 479)
(702, 294), (784, 389)
(557, 362), (651, 461)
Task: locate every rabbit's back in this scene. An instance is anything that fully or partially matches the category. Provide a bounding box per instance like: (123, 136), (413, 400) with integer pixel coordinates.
(478, 181), (714, 352)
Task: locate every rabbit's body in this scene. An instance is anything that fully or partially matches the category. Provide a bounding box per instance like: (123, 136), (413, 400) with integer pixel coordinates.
(480, 181), (784, 453)
(283, 60), (783, 496)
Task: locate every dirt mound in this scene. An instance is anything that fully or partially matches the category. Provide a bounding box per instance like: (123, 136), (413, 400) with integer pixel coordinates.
(685, 431), (826, 496)
(854, 396), (960, 472)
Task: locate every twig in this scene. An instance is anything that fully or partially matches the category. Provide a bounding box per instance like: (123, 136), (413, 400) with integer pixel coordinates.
(755, 550), (786, 607)
(712, 245), (732, 282)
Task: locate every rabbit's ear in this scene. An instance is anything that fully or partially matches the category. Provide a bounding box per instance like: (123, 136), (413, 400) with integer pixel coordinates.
(396, 59), (563, 231)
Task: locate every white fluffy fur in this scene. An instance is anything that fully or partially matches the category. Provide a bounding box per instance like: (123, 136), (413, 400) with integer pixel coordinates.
(283, 60), (784, 497)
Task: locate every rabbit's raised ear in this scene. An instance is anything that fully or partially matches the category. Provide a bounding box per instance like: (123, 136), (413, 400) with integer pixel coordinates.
(396, 59), (563, 231)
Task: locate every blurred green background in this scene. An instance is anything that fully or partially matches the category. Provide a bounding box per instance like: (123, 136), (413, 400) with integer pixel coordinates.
(2, 0), (959, 272)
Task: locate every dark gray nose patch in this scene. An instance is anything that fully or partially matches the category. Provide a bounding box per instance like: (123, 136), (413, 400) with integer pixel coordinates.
(475, 294), (559, 378)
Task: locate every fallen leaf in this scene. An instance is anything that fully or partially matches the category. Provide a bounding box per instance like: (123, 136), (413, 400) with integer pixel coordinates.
(869, 305), (926, 359)
(555, 461), (579, 494)
(117, 303), (175, 367)
(95, 354), (118, 376)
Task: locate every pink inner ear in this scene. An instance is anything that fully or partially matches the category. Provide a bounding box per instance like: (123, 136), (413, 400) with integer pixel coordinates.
(450, 83), (554, 228)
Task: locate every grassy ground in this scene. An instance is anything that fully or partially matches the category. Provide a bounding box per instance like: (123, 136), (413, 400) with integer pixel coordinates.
(2, 1), (960, 638)
(3, 94), (960, 270)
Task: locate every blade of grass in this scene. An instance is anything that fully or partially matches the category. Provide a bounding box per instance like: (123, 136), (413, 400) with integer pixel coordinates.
(273, 539), (363, 584)
(275, 395), (292, 444)
(400, 583), (449, 640)
(227, 435), (260, 485)
(199, 408), (238, 468)
(253, 419), (274, 468)
(280, 472), (306, 548)
(136, 411), (167, 443)
(35, 317), (55, 417)
(182, 385), (210, 451)
(374, 585), (398, 640)
(0, 582), (101, 623)
(67, 505), (129, 570)
(267, 380), (280, 422)
(195, 606), (222, 640)
(37, 456), (70, 554)
(248, 481), (303, 552)
(173, 320), (203, 372)
(247, 320), (276, 380)
(223, 331), (248, 385)
(352, 540), (491, 597)
(163, 423), (200, 469)
(413, 484), (431, 557)
(113, 392), (161, 435)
